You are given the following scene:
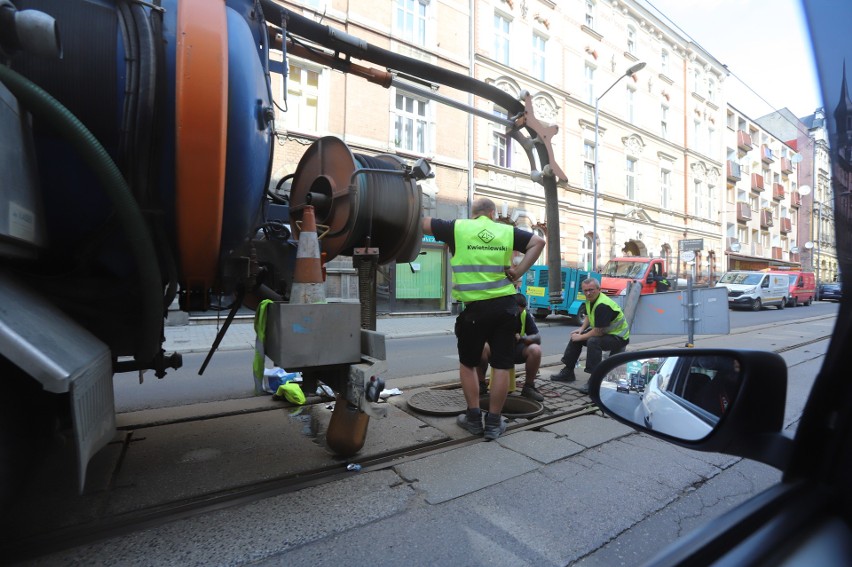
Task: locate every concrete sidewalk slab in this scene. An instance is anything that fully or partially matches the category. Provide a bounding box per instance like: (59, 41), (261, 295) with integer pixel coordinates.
(394, 441), (540, 504)
(542, 414), (636, 449)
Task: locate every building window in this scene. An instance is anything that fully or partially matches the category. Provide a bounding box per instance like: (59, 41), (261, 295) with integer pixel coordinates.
(660, 104), (668, 138)
(660, 168), (671, 208)
(581, 233), (594, 271)
(707, 126), (715, 156)
(585, 0), (595, 28)
(494, 13), (511, 66)
(626, 157), (637, 200)
(708, 184), (716, 219)
(694, 179), (704, 218)
(693, 118), (702, 150)
(393, 92), (430, 153)
(627, 26), (636, 54)
(492, 111), (510, 167)
(285, 62), (320, 132)
(626, 86), (636, 123)
(584, 141), (595, 190)
(693, 67), (702, 94)
(396, 0), (428, 46)
(532, 33), (546, 81)
(738, 226), (747, 244)
(661, 49), (669, 76)
(707, 76), (716, 102)
(585, 63), (595, 105)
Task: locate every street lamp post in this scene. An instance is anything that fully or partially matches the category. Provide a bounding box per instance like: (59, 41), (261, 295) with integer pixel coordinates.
(592, 61), (646, 272)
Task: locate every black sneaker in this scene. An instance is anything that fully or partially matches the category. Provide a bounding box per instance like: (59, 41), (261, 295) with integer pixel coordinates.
(550, 367), (576, 382)
(521, 384), (544, 401)
(457, 413), (484, 435)
(483, 415), (507, 440)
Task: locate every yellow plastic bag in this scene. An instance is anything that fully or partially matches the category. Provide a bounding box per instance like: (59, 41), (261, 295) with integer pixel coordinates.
(275, 382), (306, 405)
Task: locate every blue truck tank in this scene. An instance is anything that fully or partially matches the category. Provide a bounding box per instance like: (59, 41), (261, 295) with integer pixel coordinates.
(521, 266), (601, 323)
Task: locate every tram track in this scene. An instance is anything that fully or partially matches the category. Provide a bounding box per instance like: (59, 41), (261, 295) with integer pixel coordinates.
(3, 401), (600, 563)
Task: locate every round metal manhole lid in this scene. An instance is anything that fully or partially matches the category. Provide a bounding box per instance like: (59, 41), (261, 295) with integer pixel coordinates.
(407, 390), (467, 416)
(407, 390), (545, 419)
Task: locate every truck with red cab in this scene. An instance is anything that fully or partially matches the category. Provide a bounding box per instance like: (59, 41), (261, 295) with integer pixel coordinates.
(599, 257), (667, 297)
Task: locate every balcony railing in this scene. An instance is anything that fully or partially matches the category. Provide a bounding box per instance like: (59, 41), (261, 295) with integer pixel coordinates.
(760, 208), (773, 228)
(727, 160), (742, 181)
(780, 217), (792, 233)
(736, 201), (752, 222)
(773, 183), (785, 200)
(761, 145), (775, 163)
(780, 157), (793, 174)
(751, 173), (765, 192)
(791, 191), (802, 208)
(772, 246), (783, 260)
(737, 130), (753, 151)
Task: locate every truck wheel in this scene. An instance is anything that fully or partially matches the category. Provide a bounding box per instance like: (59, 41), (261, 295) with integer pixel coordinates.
(778, 298), (785, 310)
(751, 298), (762, 311)
(806, 297), (813, 306)
(534, 309), (549, 321)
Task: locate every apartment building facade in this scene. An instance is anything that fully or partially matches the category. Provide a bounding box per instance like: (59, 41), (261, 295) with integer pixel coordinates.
(267, 0), (814, 311)
(755, 107), (837, 283)
(724, 106), (801, 272)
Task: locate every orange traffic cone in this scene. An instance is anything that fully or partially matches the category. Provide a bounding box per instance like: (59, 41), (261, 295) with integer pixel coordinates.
(290, 205), (327, 304)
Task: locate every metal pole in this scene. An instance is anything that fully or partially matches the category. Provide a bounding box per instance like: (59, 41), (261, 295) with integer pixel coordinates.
(591, 62), (645, 273)
(593, 99), (600, 272)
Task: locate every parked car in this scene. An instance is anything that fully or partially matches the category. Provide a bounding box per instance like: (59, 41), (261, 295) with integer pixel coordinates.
(819, 281), (842, 302)
(588, 4), (852, 563)
(616, 379), (630, 393)
(716, 271), (788, 311)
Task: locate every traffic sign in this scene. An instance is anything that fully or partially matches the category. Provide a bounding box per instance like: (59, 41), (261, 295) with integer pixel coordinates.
(681, 250), (696, 262)
(679, 238), (703, 251)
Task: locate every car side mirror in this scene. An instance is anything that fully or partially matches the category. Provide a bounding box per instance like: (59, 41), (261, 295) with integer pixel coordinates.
(588, 349), (793, 470)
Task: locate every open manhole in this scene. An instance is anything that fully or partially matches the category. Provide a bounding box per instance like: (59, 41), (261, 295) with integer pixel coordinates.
(408, 390), (544, 419)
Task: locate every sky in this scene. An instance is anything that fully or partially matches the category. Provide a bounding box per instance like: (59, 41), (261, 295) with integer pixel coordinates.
(637, 0), (823, 121)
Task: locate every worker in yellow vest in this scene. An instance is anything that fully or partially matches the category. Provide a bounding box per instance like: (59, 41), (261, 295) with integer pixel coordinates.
(551, 277), (630, 393)
(423, 198), (545, 440)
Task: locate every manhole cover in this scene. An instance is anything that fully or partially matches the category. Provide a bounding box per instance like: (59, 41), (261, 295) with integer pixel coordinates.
(408, 390), (544, 418)
(407, 390), (467, 416)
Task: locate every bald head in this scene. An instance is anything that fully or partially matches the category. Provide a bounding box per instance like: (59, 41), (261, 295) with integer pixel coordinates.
(471, 197), (496, 219)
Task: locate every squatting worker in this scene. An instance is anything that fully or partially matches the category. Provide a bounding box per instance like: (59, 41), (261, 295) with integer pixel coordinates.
(476, 293), (544, 402)
(550, 277), (630, 393)
(422, 198), (545, 440)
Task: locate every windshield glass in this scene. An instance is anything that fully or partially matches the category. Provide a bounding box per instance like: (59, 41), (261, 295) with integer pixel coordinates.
(601, 260), (649, 278)
(719, 272), (763, 285)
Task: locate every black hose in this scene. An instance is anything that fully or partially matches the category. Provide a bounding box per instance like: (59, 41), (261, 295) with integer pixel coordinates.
(258, 0), (523, 115)
(0, 63), (163, 363)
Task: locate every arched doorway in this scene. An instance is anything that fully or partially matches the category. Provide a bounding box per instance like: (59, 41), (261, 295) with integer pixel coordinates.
(621, 239), (648, 257)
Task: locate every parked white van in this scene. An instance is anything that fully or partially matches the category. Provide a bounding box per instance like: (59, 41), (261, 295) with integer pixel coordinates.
(716, 271), (789, 311)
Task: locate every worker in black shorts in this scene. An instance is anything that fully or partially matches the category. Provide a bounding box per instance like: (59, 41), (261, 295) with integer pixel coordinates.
(422, 198), (545, 440)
